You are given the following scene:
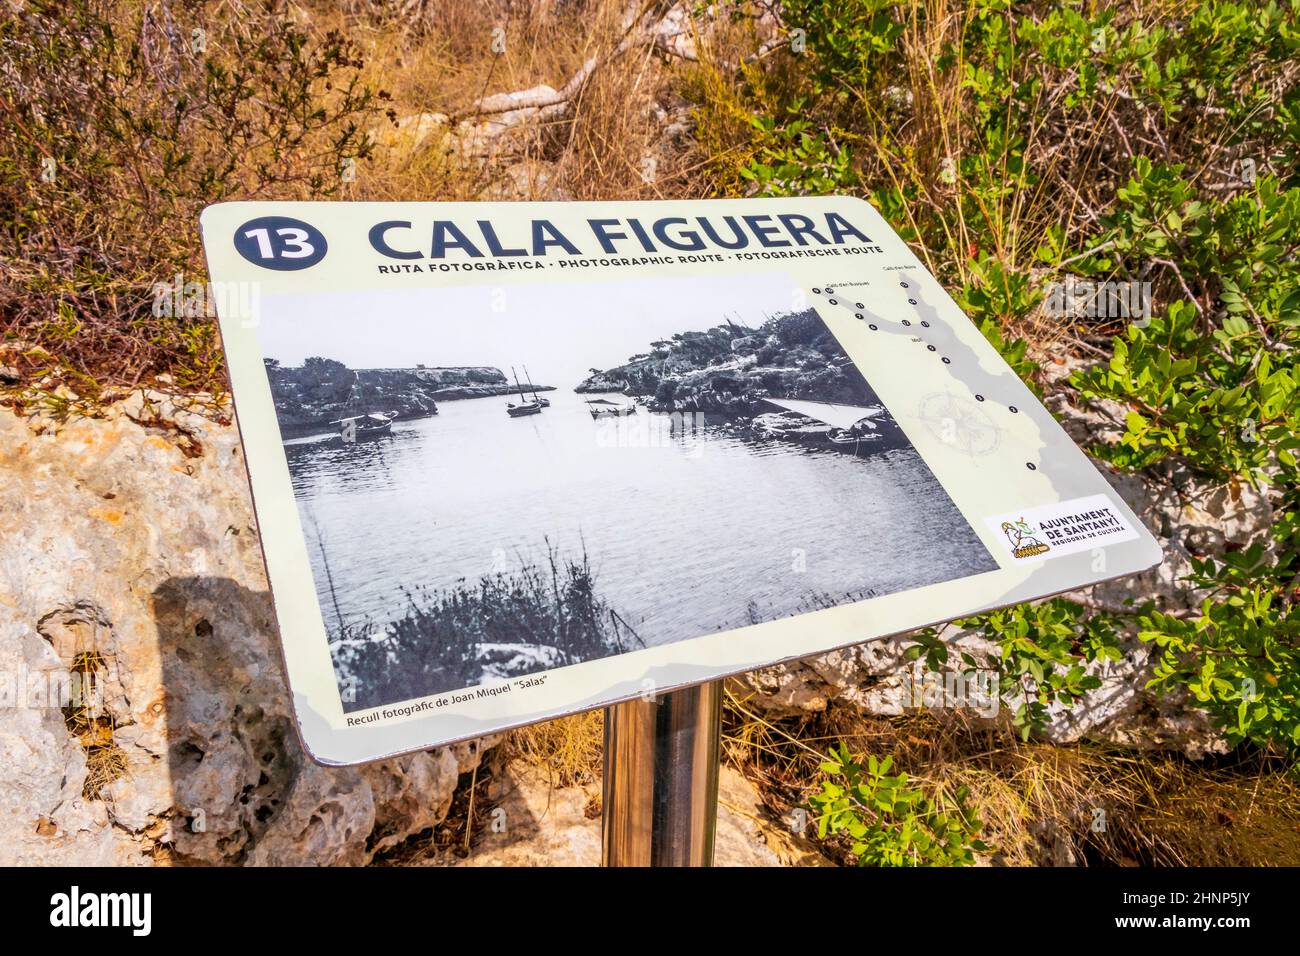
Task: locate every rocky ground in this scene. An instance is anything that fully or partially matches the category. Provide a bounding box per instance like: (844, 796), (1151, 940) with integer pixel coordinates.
(429, 764), (830, 867)
(0, 394), (497, 865)
(0, 368), (1255, 864)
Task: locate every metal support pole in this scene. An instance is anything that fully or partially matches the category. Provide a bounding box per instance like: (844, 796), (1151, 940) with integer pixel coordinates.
(601, 680), (723, 867)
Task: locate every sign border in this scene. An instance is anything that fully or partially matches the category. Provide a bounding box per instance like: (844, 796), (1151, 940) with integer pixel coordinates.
(201, 196), (1163, 766)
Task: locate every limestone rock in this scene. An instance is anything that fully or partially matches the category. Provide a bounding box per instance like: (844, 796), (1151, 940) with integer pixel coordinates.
(395, 111), (449, 148)
(450, 764), (602, 867)
(0, 396), (493, 866)
(0, 371), (1248, 867)
(734, 637), (912, 715)
(482, 160), (568, 201)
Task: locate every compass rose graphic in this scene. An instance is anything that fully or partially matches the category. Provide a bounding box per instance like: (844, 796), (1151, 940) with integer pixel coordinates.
(916, 391), (1001, 456)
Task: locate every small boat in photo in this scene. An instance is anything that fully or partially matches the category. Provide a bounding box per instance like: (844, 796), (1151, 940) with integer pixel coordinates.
(324, 369), (404, 441)
(330, 412), (395, 441)
(507, 366), (544, 417)
(827, 425), (882, 445)
(751, 411), (831, 440)
(586, 398), (637, 419)
(760, 397), (886, 449)
(522, 365), (550, 407)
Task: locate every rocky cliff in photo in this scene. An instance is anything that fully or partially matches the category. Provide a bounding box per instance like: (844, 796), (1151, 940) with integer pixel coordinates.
(266, 359), (553, 437)
(577, 308), (904, 441)
(577, 309), (871, 410)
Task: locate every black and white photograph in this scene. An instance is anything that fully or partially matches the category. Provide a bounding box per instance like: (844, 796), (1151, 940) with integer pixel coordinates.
(259, 273), (998, 711)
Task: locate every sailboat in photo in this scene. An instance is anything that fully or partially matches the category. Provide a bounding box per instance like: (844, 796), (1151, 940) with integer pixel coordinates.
(506, 366), (543, 417)
(522, 365), (550, 407)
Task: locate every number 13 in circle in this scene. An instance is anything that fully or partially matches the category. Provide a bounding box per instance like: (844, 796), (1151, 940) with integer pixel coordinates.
(232, 216), (328, 270)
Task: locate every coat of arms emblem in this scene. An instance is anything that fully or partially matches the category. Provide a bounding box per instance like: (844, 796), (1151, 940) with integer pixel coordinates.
(1002, 517), (1050, 558)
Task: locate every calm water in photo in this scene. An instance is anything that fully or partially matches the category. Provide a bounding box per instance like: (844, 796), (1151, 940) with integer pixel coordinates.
(284, 389), (996, 645)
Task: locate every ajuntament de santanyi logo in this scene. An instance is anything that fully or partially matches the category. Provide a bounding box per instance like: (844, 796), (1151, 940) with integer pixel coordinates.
(1001, 517), (1051, 559)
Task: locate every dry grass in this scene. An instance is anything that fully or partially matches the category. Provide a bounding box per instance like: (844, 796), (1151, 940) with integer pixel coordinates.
(1127, 759), (1300, 866)
(62, 650), (130, 800)
(342, 0), (689, 202)
(0, 0), (693, 412)
(407, 685), (1300, 867)
(507, 710), (606, 789)
(488, 683), (1300, 867)
(722, 686), (1300, 867)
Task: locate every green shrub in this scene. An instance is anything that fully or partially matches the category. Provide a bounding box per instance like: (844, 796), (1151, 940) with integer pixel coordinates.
(909, 600), (1125, 740)
(808, 746), (989, 866)
(1138, 516), (1300, 749)
(690, 1), (1300, 753)
(0, 0), (385, 407)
